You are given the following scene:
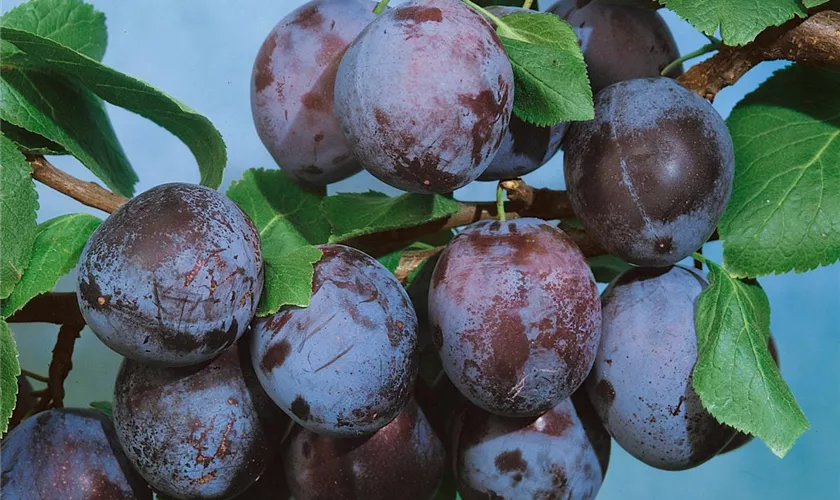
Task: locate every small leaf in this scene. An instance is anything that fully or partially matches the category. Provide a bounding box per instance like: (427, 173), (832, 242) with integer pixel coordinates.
(1, 27), (227, 189)
(694, 260), (809, 457)
(1, 214), (101, 319)
(0, 318), (21, 434)
(1, 0), (108, 61)
(0, 134), (38, 299)
(659, 0), (806, 46)
(587, 254), (632, 283)
(323, 191), (459, 243)
(495, 11), (593, 126)
(258, 245), (324, 316)
(720, 66), (840, 277)
(1, 68), (137, 196)
(89, 401), (113, 418)
(226, 169), (330, 315)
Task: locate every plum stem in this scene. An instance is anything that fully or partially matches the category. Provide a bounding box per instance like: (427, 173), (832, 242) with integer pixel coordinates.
(692, 252), (707, 264)
(522, 0), (534, 9)
(461, 0), (512, 38)
(26, 155), (127, 214)
(496, 182), (507, 222)
(661, 42), (720, 76)
(373, 0), (390, 15)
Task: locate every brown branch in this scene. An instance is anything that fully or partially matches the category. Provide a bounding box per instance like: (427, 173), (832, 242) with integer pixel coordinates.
(677, 9), (840, 100)
(27, 155), (128, 214)
(7, 292), (85, 325)
(47, 323), (82, 408)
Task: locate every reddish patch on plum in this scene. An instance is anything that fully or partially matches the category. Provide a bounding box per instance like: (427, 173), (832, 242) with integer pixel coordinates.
(261, 339), (292, 371)
(301, 91), (328, 112)
(459, 88), (508, 166)
(253, 34), (277, 92)
(291, 5), (324, 30)
(495, 449), (528, 473)
(316, 33), (345, 66)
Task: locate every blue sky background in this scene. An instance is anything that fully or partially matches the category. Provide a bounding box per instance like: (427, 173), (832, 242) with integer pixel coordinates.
(2, 1), (838, 498)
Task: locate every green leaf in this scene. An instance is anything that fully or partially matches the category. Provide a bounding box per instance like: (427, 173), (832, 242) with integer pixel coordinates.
(1, 27), (227, 189)
(1, 67), (137, 196)
(259, 245), (324, 316)
(803, 0), (830, 6)
(693, 260), (809, 457)
(719, 66), (840, 277)
(1, 122), (67, 155)
(323, 191), (459, 243)
(1, 0), (107, 61)
(0, 135), (38, 300)
(0, 319), (21, 434)
(89, 400), (113, 418)
(659, 0), (806, 46)
(226, 169), (330, 315)
(587, 254), (633, 283)
(495, 11), (593, 126)
(1, 214), (101, 319)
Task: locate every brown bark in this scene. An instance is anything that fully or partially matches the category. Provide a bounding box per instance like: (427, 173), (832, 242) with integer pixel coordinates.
(28, 155), (128, 214)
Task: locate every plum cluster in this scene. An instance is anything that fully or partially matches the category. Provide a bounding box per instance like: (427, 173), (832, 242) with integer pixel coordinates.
(2, 0), (749, 499)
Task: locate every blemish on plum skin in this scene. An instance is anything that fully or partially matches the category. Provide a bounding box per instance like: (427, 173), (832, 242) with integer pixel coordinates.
(261, 339), (292, 372)
(291, 396), (311, 421)
(394, 6), (443, 23)
(301, 91), (328, 112)
(494, 449), (528, 473)
(290, 5), (324, 30)
(596, 379), (616, 407)
(253, 34), (277, 93)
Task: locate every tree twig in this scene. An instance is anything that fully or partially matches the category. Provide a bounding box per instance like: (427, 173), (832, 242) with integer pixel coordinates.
(47, 323), (83, 408)
(20, 369), (49, 383)
(676, 9), (840, 100)
(27, 155), (128, 214)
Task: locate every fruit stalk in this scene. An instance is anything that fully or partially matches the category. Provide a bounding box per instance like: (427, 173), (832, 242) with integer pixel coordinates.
(27, 155), (128, 214)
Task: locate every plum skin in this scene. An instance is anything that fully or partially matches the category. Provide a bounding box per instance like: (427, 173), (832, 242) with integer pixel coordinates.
(113, 342), (286, 500)
(548, 0), (682, 93)
(564, 77), (735, 266)
(334, 0), (514, 194)
(251, 0), (379, 186)
(428, 218), (601, 417)
(284, 398), (446, 500)
(452, 393), (610, 500)
(251, 244), (419, 437)
(1, 408), (152, 499)
(586, 266), (736, 471)
(76, 183), (264, 367)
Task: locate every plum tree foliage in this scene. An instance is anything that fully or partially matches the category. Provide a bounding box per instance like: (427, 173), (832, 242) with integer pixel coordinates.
(1, 0), (838, 498)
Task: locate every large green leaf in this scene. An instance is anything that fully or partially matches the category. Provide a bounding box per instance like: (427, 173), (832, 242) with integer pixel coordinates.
(0, 318), (21, 434)
(1, 67), (137, 196)
(720, 66), (840, 277)
(1, 214), (101, 319)
(1, 26), (226, 189)
(694, 260), (809, 457)
(0, 135), (38, 300)
(659, 0), (806, 46)
(323, 191), (459, 243)
(494, 11), (593, 126)
(1, 0), (107, 61)
(226, 169), (330, 315)
(1, 122), (67, 155)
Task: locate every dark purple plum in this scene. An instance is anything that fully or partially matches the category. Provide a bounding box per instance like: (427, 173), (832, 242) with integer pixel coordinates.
(564, 78), (735, 266)
(720, 336), (779, 454)
(548, 0), (682, 93)
(452, 393), (610, 500)
(284, 398), (445, 500)
(1, 408), (151, 499)
(113, 342), (287, 499)
(251, 0), (379, 186)
(428, 219), (601, 417)
(76, 183), (263, 367)
(334, 0), (514, 194)
(251, 244), (418, 437)
(478, 6), (566, 182)
(8, 375), (34, 430)
(586, 266), (735, 470)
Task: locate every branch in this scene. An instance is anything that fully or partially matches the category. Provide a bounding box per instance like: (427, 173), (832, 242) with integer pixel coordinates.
(27, 155), (127, 214)
(47, 323), (82, 408)
(677, 9), (840, 100)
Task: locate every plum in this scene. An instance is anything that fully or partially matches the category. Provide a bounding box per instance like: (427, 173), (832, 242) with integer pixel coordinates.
(284, 398), (445, 500)
(428, 219), (601, 417)
(251, 244), (418, 437)
(113, 342), (287, 499)
(251, 0), (380, 186)
(564, 78), (734, 266)
(586, 266), (735, 470)
(1, 408), (151, 499)
(548, 0), (681, 93)
(334, 0), (514, 194)
(76, 183), (263, 367)
(452, 392), (610, 500)
(477, 6), (567, 182)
